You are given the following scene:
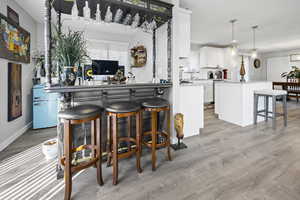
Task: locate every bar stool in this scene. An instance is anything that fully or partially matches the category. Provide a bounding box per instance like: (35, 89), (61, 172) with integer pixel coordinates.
(106, 101), (142, 185)
(141, 97), (172, 171)
(58, 105), (104, 200)
(254, 89), (288, 129)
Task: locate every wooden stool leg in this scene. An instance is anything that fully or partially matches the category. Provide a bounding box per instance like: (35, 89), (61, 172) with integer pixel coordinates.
(96, 118), (104, 186)
(272, 96), (276, 130)
(64, 120), (72, 200)
(151, 111), (157, 171)
(283, 95), (288, 127)
(91, 120), (96, 167)
(127, 116), (132, 152)
(106, 115), (112, 167)
(112, 115), (118, 185)
(135, 112), (142, 173)
(166, 109), (172, 161)
(253, 94), (258, 125)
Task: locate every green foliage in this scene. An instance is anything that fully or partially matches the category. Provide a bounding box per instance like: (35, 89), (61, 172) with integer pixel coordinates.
(53, 29), (89, 67)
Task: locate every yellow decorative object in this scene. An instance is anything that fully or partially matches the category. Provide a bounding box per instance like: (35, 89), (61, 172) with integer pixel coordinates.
(174, 113), (184, 139)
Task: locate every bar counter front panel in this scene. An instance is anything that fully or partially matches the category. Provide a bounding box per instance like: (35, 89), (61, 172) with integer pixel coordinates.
(46, 82), (172, 178)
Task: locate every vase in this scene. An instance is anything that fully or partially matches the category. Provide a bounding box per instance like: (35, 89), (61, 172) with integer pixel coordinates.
(40, 64), (46, 77)
(61, 66), (77, 86)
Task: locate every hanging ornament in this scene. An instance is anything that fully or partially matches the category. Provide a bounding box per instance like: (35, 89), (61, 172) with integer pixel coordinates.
(114, 9), (123, 23)
(104, 6), (113, 23)
(83, 0), (91, 20)
(95, 3), (101, 23)
(140, 20), (149, 32)
(131, 13), (140, 28)
(71, 0), (79, 19)
(149, 19), (157, 31)
(123, 13), (132, 25)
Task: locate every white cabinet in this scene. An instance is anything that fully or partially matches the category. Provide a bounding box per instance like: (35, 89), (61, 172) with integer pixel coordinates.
(176, 8), (192, 58)
(204, 81), (213, 103)
(194, 80), (213, 103)
(179, 85), (204, 137)
(199, 47), (225, 67)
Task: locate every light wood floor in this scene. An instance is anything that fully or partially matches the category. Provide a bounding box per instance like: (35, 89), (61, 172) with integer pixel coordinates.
(1, 101), (300, 200)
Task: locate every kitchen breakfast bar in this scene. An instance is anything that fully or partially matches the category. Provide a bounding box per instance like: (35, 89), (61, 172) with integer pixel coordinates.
(45, 82), (172, 180)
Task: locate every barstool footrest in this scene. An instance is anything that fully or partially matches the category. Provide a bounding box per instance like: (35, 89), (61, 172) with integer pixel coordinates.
(60, 144), (99, 167)
(143, 131), (169, 148)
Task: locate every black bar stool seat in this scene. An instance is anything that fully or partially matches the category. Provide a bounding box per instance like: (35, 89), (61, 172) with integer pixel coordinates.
(141, 97), (172, 171)
(59, 104), (103, 120)
(106, 101), (141, 113)
(141, 98), (169, 108)
(105, 101), (142, 185)
(58, 104), (104, 200)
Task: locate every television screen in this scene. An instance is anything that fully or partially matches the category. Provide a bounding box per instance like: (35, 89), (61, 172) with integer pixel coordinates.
(92, 60), (119, 75)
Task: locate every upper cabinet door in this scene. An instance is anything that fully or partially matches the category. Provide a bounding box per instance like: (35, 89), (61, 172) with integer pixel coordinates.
(177, 9), (191, 58)
(199, 47), (225, 67)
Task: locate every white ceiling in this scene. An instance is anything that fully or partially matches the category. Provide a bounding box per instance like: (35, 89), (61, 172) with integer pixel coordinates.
(180, 0), (300, 53)
(14, 0), (300, 53)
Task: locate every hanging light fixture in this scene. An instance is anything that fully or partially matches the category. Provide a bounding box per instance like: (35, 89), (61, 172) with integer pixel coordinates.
(230, 19), (238, 56)
(251, 25), (258, 59)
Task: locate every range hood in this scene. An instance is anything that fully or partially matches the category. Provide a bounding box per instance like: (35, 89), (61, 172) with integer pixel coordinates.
(200, 65), (224, 70)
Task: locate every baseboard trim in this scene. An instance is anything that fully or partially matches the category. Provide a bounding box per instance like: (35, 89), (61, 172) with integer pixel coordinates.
(0, 122), (33, 152)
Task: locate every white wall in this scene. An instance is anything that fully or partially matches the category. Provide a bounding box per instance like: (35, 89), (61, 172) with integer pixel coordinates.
(261, 48), (300, 82)
(129, 31), (153, 83)
(156, 23), (168, 80)
(0, 0), (37, 151)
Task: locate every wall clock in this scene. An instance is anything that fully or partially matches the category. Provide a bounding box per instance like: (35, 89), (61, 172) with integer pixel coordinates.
(254, 58), (261, 68)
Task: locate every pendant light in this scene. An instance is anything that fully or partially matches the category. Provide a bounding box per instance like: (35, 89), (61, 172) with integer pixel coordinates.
(251, 25), (258, 59)
(230, 19), (238, 56)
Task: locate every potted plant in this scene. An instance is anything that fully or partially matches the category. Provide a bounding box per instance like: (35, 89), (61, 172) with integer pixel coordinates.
(54, 29), (89, 86)
(281, 66), (300, 82)
(32, 51), (45, 77)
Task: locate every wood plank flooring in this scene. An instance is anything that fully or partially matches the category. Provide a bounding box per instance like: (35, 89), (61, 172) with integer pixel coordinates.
(0, 101), (300, 200)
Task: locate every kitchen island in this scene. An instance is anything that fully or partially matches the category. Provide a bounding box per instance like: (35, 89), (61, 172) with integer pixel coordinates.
(215, 81), (273, 127)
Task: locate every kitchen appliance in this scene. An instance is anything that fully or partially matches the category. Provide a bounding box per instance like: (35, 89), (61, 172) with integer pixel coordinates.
(207, 71), (214, 79)
(33, 84), (59, 129)
(223, 69), (228, 79)
(215, 70), (223, 79)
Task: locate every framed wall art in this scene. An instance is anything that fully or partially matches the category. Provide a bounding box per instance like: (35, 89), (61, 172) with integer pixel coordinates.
(8, 62), (22, 122)
(290, 54), (300, 62)
(0, 13), (30, 63)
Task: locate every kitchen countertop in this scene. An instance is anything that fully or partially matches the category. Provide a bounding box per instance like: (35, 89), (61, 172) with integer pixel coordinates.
(215, 81), (272, 85)
(45, 82), (172, 93)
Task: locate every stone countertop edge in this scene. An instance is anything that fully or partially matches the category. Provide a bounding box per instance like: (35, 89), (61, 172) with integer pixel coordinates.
(44, 82), (173, 93)
(180, 83), (206, 86)
(214, 81), (272, 85)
